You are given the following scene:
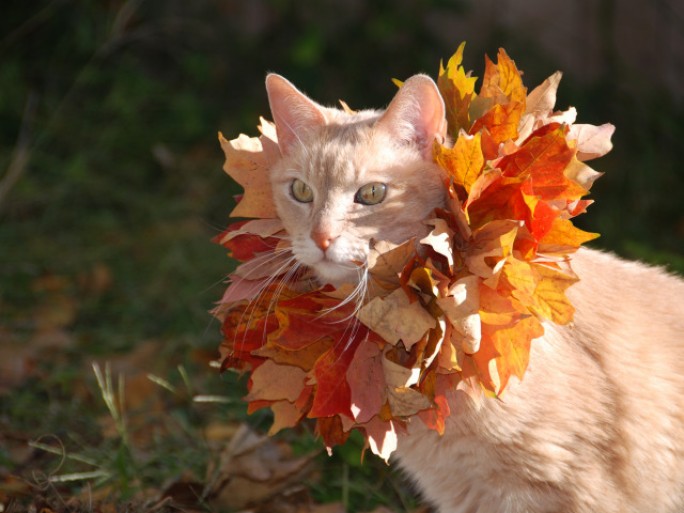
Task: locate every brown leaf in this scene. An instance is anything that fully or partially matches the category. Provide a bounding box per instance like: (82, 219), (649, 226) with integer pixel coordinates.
(206, 425), (317, 511)
(357, 289), (436, 349)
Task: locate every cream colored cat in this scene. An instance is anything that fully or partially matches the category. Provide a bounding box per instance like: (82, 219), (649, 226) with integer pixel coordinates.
(264, 73), (684, 513)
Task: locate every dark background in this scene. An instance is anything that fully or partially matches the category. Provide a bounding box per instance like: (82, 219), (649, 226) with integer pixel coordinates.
(2, 0), (683, 350)
(1, 1), (683, 508)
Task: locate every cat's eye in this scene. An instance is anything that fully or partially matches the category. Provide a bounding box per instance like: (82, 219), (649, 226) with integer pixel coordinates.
(355, 182), (387, 205)
(291, 178), (314, 203)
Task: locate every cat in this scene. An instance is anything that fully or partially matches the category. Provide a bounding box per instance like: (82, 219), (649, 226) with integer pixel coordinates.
(263, 72), (684, 513)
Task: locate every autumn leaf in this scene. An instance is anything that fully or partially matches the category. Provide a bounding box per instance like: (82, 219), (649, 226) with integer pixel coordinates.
(346, 338), (386, 424)
(216, 43), (612, 459)
(308, 339), (359, 419)
(215, 220), (282, 262)
(479, 50), (526, 106)
(433, 131), (484, 195)
(436, 276), (481, 354)
(469, 102), (522, 146)
(420, 218), (456, 270)
(437, 42), (478, 136)
(357, 288), (436, 350)
(528, 263), (579, 324)
(246, 360), (307, 403)
(362, 416), (399, 463)
(219, 118), (279, 219)
(468, 49), (526, 144)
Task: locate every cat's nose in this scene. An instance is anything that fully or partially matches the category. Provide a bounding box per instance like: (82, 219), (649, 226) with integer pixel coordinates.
(311, 230), (335, 252)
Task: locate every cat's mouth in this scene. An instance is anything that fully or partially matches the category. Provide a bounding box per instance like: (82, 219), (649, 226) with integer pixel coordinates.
(313, 258), (363, 287)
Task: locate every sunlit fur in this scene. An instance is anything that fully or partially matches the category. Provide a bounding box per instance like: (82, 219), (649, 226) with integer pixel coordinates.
(254, 74), (684, 513)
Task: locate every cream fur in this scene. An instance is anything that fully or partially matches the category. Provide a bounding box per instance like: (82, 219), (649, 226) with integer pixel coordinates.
(264, 74), (684, 513)
(396, 249), (684, 513)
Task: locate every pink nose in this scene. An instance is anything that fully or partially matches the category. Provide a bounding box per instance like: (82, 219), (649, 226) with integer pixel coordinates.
(311, 230), (334, 252)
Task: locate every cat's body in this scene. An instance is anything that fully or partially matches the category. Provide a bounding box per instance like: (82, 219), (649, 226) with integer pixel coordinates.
(262, 73), (684, 512)
(397, 248), (684, 513)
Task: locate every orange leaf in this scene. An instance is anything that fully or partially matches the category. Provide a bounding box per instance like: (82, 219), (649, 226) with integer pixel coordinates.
(537, 216), (599, 254)
(316, 415), (350, 448)
(437, 42), (478, 136)
(485, 315), (543, 393)
(433, 132), (484, 195)
(529, 263), (579, 325)
(469, 102), (524, 145)
(479, 49), (526, 106)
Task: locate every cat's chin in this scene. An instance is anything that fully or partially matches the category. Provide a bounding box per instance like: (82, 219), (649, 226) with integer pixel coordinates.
(312, 260), (362, 288)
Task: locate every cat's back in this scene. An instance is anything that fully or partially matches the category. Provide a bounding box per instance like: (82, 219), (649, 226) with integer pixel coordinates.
(569, 247), (684, 388)
(396, 248), (684, 513)
(561, 247), (684, 512)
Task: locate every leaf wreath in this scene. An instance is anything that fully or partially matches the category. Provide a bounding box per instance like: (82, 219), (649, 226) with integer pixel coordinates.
(213, 42), (614, 461)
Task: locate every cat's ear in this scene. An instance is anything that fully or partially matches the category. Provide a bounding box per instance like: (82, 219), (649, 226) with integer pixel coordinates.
(375, 74), (446, 158)
(265, 74), (326, 156)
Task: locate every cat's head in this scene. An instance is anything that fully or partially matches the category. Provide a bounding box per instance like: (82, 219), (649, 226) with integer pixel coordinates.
(265, 73), (447, 288)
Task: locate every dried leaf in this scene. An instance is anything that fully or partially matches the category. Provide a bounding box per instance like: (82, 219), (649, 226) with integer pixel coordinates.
(246, 360), (307, 403)
(357, 289), (436, 349)
(219, 126), (278, 219)
(436, 276), (481, 353)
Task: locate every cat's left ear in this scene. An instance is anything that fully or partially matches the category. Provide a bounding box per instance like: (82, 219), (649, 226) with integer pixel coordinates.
(375, 75), (446, 159)
(265, 74), (327, 156)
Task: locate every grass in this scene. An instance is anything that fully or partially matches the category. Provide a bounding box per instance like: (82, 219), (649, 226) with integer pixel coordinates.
(1, 2), (682, 512)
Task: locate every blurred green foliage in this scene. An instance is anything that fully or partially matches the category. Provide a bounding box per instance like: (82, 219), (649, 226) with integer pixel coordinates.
(1, 0), (682, 508)
(2, 2), (683, 347)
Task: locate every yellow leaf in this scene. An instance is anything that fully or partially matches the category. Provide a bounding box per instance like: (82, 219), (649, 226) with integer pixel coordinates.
(479, 49), (526, 106)
(433, 132), (484, 194)
(538, 217), (599, 253)
(437, 41), (478, 136)
(530, 263), (579, 324)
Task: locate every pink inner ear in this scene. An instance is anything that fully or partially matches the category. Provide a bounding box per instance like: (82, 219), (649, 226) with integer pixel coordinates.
(265, 74), (326, 155)
(376, 75), (446, 158)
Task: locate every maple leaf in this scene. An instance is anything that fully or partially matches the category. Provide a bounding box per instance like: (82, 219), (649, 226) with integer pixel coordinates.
(528, 262), (579, 324)
(219, 118), (280, 219)
(245, 360), (307, 403)
(215, 220), (283, 262)
(357, 288), (437, 350)
(215, 43), (613, 459)
(433, 131), (484, 196)
(468, 49), (526, 145)
(420, 218), (456, 270)
(362, 416), (399, 463)
(437, 42), (478, 136)
(346, 338), (386, 424)
(436, 276), (481, 354)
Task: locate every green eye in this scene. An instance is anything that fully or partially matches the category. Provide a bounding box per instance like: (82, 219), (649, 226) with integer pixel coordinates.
(291, 179), (314, 203)
(355, 182), (387, 205)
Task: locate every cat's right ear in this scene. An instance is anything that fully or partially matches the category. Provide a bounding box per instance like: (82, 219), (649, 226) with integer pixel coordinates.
(265, 74), (326, 156)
